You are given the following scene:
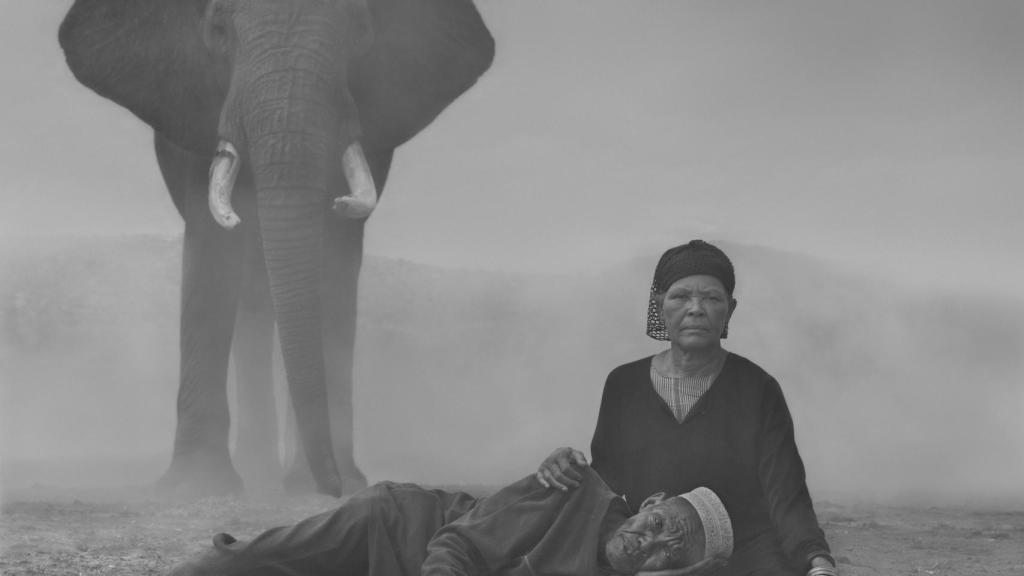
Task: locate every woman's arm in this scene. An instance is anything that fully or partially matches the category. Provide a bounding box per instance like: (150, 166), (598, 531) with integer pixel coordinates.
(536, 446), (589, 491)
(756, 377), (833, 570)
(590, 371), (625, 495)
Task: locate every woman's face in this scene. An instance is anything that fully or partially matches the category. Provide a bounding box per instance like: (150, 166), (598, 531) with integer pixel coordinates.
(660, 275), (735, 352)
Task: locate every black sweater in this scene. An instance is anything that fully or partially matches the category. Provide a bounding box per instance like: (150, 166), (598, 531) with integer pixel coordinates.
(591, 353), (829, 576)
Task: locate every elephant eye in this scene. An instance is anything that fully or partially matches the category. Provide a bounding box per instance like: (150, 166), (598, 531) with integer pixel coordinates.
(205, 1), (234, 44)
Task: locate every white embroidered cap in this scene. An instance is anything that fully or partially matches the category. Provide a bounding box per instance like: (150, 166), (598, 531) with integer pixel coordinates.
(678, 487), (734, 561)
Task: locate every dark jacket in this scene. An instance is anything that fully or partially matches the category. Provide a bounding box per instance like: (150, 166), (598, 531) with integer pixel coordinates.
(192, 467), (625, 576)
(421, 467), (623, 576)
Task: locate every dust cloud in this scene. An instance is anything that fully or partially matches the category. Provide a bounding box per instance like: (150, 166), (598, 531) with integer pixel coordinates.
(1, 234), (1022, 507)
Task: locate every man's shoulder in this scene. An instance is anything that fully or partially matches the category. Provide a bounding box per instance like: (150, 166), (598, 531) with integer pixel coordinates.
(483, 468), (613, 510)
(368, 480), (426, 493)
(580, 465), (615, 495)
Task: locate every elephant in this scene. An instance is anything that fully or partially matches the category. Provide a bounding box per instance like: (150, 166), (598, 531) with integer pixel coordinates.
(58, 0), (495, 498)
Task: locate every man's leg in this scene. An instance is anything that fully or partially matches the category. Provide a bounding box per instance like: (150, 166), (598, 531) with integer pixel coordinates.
(167, 489), (378, 576)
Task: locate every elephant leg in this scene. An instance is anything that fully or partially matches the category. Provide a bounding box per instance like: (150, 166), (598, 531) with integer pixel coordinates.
(284, 148), (392, 495)
(231, 227), (283, 489)
(281, 394), (313, 493)
(155, 134), (248, 497)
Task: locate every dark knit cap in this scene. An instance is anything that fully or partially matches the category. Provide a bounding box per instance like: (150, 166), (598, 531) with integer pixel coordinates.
(646, 239), (735, 340)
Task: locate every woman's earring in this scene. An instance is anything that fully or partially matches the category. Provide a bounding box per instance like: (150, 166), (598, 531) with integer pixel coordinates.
(721, 324), (729, 339)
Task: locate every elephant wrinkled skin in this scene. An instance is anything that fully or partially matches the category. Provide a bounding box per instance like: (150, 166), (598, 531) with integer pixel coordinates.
(58, 0), (494, 497)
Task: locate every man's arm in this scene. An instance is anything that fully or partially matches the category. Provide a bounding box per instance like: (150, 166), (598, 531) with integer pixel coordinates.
(420, 474), (568, 576)
(637, 555), (730, 576)
(420, 529), (488, 576)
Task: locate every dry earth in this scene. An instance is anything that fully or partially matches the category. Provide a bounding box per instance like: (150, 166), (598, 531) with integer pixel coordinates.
(2, 484), (1023, 576)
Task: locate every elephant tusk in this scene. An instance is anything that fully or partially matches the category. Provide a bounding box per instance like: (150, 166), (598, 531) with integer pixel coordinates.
(333, 141), (377, 219)
(208, 140), (242, 229)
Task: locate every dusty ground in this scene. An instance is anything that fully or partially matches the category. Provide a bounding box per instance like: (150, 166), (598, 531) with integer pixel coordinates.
(2, 484), (1023, 576)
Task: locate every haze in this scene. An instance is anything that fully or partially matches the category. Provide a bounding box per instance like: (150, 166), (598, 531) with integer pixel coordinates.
(1, 1), (1022, 506)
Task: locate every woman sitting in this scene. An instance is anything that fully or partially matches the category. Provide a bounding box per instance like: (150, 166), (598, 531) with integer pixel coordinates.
(537, 239), (837, 576)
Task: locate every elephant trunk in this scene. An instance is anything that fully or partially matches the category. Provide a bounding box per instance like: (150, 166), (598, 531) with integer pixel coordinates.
(238, 71), (360, 498)
(255, 187), (341, 497)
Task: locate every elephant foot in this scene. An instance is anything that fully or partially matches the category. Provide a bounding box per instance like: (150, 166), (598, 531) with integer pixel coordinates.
(315, 468), (345, 498)
(339, 464), (367, 495)
(156, 454), (243, 499)
(282, 462), (318, 495)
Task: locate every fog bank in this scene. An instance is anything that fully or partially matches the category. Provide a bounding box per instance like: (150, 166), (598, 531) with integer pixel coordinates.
(2, 235), (1021, 506)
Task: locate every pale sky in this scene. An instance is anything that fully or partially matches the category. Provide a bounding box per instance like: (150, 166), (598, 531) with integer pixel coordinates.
(2, 1), (1022, 296)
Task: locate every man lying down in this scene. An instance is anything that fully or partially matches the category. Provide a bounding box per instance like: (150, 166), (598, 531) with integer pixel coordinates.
(167, 465), (733, 576)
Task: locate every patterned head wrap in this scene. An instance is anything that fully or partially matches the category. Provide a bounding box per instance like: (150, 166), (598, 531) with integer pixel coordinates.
(678, 487), (734, 562)
(646, 240), (735, 340)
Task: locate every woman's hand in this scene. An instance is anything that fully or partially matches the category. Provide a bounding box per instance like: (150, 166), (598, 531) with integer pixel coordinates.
(535, 447), (589, 491)
(806, 555), (838, 576)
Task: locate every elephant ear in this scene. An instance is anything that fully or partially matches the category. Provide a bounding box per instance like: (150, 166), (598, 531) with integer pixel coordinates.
(353, 0), (495, 150)
(59, 0), (228, 155)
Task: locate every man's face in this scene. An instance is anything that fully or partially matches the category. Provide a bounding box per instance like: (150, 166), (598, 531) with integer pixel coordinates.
(604, 494), (704, 573)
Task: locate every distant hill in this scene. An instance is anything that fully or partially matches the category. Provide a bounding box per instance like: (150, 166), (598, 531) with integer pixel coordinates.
(1, 234), (1021, 504)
